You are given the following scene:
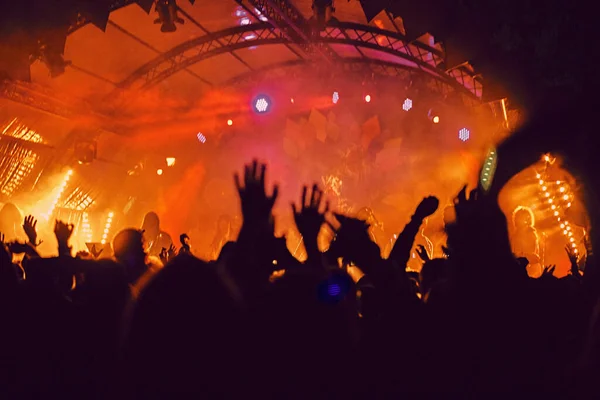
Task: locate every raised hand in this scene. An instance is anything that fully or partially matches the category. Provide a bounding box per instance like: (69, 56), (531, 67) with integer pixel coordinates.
(168, 244), (177, 259)
(326, 213), (381, 274)
(416, 244), (430, 262)
(160, 247), (168, 265)
(541, 265), (556, 278)
(160, 244), (178, 265)
(565, 245), (581, 277)
(292, 184), (329, 259)
(8, 241), (41, 258)
(23, 215), (42, 246)
(234, 160), (279, 227)
(414, 196), (440, 220)
(54, 220), (74, 256)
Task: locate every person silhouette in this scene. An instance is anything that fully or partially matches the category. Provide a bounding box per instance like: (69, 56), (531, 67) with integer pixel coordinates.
(0, 202), (23, 242)
(511, 206), (541, 277)
(141, 212), (173, 258)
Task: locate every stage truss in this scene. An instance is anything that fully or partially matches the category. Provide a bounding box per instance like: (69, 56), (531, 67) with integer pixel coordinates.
(117, 21), (482, 99)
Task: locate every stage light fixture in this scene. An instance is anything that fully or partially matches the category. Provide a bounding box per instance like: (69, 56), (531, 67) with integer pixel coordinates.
(157, 169), (164, 175)
(239, 17), (251, 25)
(166, 157), (176, 167)
(81, 212), (93, 243)
(332, 91), (340, 104)
(311, 0), (336, 30)
(44, 169), (73, 220)
(459, 128), (470, 141)
(227, 119), (233, 126)
(38, 44), (71, 78)
(154, 0), (184, 32)
(101, 211), (114, 245)
(74, 141), (97, 165)
(402, 98), (413, 111)
(254, 8), (269, 21)
(253, 95), (271, 113)
(364, 94), (371, 103)
(197, 132), (206, 143)
(428, 108), (440, 123)
(290, 98), (295, 104)
(234, 7), (246, 17)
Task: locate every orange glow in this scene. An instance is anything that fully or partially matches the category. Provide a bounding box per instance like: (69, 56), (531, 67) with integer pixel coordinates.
(101, 211), (114, 245)
(159, 162), (206, 237)
(43, 170), (73, 220)
(81, 212), (92, 243)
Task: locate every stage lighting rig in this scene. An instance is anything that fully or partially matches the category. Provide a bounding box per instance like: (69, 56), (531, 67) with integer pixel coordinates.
(74, 140), (97, 165)
(154, 0), (184, 32)
(35, 29), (71, 78)
(311, 0), (336, 30)
(38, 46), (71, 78)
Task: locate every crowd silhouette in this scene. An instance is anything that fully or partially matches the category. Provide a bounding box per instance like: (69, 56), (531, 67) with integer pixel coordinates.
(0, 158), (598, 398)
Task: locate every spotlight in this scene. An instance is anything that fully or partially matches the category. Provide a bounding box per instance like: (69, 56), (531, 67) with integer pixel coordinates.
(157, 169), (164, 175)
(459, 128), (470, 141)
(253, 8), (269, 21)
(234, 7), (246, 17)
(154, 0), (184, 32)
(253, 95), (271, 113)
(290, 98), (295, 104)
(428, 109), (440, 123)
(332, 91), (340, 104)
(166, 157), (176, 167)
(227, 119), (233, 126)
(364, 94), (371, 103)
(197, 132), (206, 143)
(402, 98), (412, 111)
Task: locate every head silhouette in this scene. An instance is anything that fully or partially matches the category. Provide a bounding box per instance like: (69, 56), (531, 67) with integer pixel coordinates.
(512, 206), (534, 228)
(0, 203), (22, 239)
(142, 212), (160, 237)
(113, 229), (147, 283)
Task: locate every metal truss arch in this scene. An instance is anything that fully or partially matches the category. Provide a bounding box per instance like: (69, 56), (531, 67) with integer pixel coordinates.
(119, 22), (482, 99)
(117, 23), (284, 90)
(221, 57), (464, 101)
(223, 57), (414, 86)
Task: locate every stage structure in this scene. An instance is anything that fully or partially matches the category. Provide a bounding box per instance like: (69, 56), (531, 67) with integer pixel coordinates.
(0, 0), (494, 230)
